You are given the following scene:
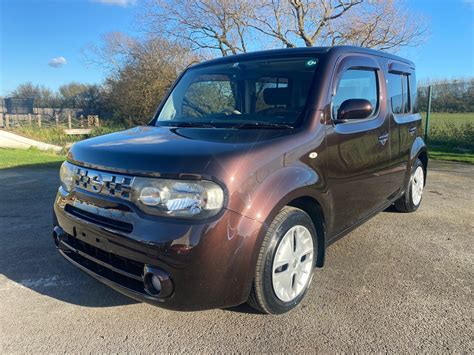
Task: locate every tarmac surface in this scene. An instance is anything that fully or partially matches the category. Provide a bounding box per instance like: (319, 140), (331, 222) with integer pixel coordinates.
(0, 160), (472, 352)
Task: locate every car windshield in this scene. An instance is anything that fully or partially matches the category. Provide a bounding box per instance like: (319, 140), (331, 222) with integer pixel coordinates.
(155, 56), (319, 129)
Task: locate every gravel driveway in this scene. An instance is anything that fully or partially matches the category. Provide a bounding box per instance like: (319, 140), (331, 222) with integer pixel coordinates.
(0, 160), (472, 352)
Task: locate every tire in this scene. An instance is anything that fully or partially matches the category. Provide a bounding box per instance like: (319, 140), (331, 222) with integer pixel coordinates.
(394, 158), (425, 213)
(247, 206), (318, 314)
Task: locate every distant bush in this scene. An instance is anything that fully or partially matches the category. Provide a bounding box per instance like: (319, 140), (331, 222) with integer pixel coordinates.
(10, 125), (129, 147)
(418, 79), (474, 113)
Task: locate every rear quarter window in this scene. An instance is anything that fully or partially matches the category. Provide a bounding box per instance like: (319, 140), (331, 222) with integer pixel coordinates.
(388, 72), (415, 114)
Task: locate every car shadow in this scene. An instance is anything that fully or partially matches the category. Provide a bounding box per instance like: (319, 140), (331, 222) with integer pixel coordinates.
(0, 161), (64, 171)
(383, 204), (400, 213)
(0, 164), (136, 308)
(222, 302), (262, 314)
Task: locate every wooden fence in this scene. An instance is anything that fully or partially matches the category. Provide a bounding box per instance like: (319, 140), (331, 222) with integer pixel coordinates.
(1, 109), (99, 131)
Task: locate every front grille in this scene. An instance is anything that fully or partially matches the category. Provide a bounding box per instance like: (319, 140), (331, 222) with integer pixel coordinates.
(65, 205), (133, 233)
(61, 233), (146, 294)
(73, 165), (134, 201)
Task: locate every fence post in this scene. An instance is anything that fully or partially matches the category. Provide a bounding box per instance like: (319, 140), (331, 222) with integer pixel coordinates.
(68, 112), (72, 129)
(424, 85), (432, 143)
(38, 114), (42, 128)
(5, 114), (10, 129)
(55, 113), (59, 128)
(0, 113), (4, 128)
(28, 113), (32, 126)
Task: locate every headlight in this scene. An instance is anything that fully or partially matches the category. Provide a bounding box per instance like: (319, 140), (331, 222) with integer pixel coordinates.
(59, 161), (75, 192)
(132, 177), (224, 218)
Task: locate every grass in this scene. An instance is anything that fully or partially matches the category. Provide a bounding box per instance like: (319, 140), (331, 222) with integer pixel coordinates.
(429, 149), (474, 164)
(0, 148), (65, 169)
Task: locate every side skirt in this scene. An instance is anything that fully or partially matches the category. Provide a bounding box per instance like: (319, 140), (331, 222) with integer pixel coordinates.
(325, 195), (401, 248)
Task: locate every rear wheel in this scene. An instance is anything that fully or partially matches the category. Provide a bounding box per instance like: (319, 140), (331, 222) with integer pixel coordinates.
(248, 206), (317, 314)
(394, 158), (425, 213)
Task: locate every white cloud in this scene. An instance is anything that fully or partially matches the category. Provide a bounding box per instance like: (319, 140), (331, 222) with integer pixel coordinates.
(48, 56), (67, 68)
(91, 0), (136, 6)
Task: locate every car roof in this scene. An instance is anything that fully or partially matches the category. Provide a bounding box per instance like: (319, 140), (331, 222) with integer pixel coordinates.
(190, 45), (414, 69)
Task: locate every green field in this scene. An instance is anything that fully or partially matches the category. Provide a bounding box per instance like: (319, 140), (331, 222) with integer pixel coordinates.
(422, 112), (474, 127)
(0, 148), (65, 169)
(422, 112), (473, 149)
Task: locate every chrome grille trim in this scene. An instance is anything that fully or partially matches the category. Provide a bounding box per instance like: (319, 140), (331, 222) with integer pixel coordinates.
(73, 166), (134, 200)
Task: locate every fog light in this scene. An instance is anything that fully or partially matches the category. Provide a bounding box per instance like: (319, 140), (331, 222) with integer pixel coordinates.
(144, 266), (173, 298)
(151, 275), (162, 293)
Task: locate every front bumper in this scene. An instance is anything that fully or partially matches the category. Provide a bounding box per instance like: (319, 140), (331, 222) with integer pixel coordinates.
(53, 187), (264, 311)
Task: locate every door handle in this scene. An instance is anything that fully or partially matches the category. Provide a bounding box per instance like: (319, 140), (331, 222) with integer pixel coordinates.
(378, 133), (389, 146)
(409, 126), (417, 136)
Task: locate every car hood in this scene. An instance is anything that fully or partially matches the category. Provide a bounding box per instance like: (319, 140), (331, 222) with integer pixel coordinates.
(68, 126), (289, 178)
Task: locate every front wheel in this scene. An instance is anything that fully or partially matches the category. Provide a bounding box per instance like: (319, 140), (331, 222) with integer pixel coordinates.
(247, 206), (317, 314)
(394, 158), (425, 213)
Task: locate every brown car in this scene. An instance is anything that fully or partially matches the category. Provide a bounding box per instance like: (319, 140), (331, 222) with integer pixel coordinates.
(53, 46), (427, 314)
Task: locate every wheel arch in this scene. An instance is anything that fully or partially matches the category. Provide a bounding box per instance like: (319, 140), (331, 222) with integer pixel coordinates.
(410, 136), (428, 185)
(255, 188), (328, 270)
(417, 149), (428, 185)
(238, 166), (330, 287)
(287, 196), (326, 268)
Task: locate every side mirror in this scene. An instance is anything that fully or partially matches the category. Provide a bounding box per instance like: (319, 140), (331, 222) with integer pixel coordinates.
(336, 99), (373, 122)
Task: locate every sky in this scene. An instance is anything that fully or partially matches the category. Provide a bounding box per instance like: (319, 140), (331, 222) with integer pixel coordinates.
(0, 0), (473, 96)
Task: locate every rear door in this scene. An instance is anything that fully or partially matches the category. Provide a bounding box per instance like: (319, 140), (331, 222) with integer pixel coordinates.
(386, 63), (421, 189)
(325, 55), (393, 237)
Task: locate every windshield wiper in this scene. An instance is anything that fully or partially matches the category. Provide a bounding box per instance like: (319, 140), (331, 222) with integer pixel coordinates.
(234, 122), (294, 130)
(164, 122), (217, 128)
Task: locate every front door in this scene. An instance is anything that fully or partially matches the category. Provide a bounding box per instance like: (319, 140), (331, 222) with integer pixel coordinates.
(325, 55), (393, 237)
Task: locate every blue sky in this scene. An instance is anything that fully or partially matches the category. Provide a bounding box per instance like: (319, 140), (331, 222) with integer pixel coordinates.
(0, 0), (473, 96)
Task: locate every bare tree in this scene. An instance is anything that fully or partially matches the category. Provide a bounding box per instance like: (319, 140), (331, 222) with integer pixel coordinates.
(10, 83), (59, 108)
(246, 0), (364, 48)
(83, 32), (138, 73)
(324, 0), (427, 50)
(142, 0), (427, 55)
(142, 0), (255, 56)
(86, 32), (200, 124)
